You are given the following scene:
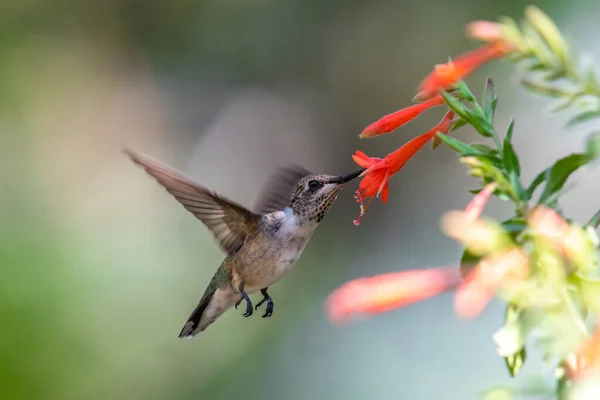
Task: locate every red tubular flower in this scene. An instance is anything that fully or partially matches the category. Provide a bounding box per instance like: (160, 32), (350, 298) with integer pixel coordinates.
(360, 94), (444, 138)
(417, 42), (513, 100)
(352, 110), (455, 224)
(464, 183), (497, 221)
(326, 267), (463, 324)
(454, 248), (529, 319)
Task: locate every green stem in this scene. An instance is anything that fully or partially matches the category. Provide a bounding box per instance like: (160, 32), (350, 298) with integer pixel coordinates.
(492, 131), (503, 152)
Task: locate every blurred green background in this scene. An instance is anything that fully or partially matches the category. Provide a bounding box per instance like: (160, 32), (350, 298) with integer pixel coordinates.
(2, 0), (600, 399)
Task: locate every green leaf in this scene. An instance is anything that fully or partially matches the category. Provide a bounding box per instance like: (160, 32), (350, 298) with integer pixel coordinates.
(462, 153), (504, 167)
(584, 64), (600, 92)
(471, 112), (496, 138)
(456, 81), (477, 103)
(509, 172), (527, 202)
(483, 77), (497, 120)
(505, 348), (526, 378)
(471, 143), (498, 156)
(586, 131), (600, 159)
(440, 90), (494, 138)
(586, 208), (600, 229)
(527, 61), (548, 71)
(526, 169), (547, 199)
(440, 90), (472, 122)
(520, 79), (573, 98)
(502, 140), (521, 176)
(496, 191), (513, 202)
(542, 183), (575, 208)
(543, 69), (567, 82)
(495, 304), (536, 378)
(566, 108), (600, 127)
(501, 218), (527, 237)
(491, 98), (498, 118)
(505, 118), (515, 143)
(459, 249), (481, 279)
(435, 132), (485, 155)
(468, 145), (503, 167)
(551, 97), (577, 114)
(556, 371), (568, 400)
(451, 118), (469, 132)
(539, 153), (593, 204)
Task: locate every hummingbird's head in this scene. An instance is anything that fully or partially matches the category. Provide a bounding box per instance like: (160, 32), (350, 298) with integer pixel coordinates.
(288, 169), (365, 223)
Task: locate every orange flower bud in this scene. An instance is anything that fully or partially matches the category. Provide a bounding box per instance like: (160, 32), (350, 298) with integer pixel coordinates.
(467, 21), (505, 42)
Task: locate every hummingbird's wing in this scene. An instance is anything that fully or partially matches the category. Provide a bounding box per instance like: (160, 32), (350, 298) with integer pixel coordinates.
(254, 165), (312, 214)
(125, 149), (260, 254)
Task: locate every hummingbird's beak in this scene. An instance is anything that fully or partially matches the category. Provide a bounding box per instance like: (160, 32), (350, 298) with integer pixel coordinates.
(328, 168), (366, 185)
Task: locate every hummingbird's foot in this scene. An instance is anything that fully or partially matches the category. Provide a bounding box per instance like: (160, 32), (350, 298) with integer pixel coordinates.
(254, 288), (274, 318)
(234, 289), (253, 317)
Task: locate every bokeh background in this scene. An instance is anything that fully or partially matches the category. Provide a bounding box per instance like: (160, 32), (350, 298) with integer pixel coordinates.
(3, 0), (600, 399)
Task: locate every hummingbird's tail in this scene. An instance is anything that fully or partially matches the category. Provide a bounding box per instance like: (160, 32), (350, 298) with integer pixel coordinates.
(178, 285), (239, 339)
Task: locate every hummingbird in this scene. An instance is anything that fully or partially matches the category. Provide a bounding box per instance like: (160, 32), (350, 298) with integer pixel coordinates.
(124, 149), (364, 339)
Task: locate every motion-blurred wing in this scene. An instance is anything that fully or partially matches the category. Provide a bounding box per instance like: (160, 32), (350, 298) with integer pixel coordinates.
(254, 165), (311, 214)
(125, 149), (260, 254)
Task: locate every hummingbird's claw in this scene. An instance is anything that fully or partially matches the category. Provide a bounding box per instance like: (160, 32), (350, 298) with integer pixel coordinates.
(236, 290), (253, 317)
(255, 288), (275, 318)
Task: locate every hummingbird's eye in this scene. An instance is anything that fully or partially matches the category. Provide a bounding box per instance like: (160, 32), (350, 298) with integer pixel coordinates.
(308, 180), (322, 190)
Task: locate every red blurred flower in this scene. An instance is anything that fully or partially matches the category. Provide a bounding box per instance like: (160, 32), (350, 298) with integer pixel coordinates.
(417, 42), (513, 100)
(352, 110), (455, 224)
(324, 248), (528, 324)
(464, 183), (497, 221)
(567, 326), (600, 379)
(326, 267), (463, 324)
(467, 21), (505, 43)
(454, 248), (529, 319)
(528, 205), (596, 270)
(360, 94), (445, 138)
(325, 178), (525, 325)
(528, 205), (570, 240)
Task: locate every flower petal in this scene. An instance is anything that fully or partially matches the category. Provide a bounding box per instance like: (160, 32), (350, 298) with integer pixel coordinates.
(359, 95), (445, 138)
(326, 267), (463, 324)
(418, 42), (512, 100)
(386, 110), (455, 172)
(351, 110), (454, 222)
(568, 326), (600, 379)
(467, 21), (505, 42)
(464, 183), (497, 221)
(352, 151), (379, 169)
(454, 267), (496, 319)
(455, 248), (529, 319)
(380, 183), (389, 203)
